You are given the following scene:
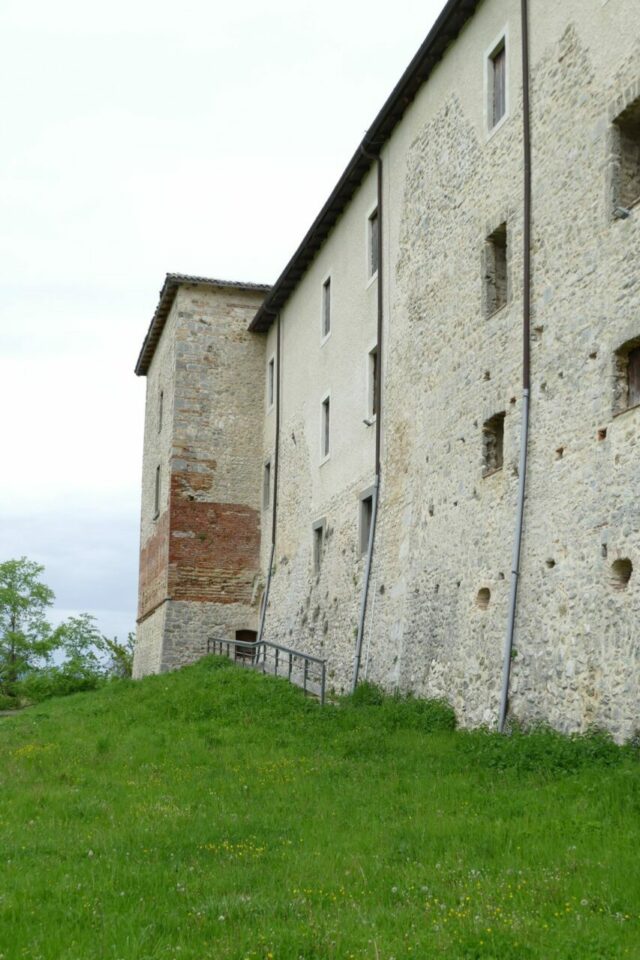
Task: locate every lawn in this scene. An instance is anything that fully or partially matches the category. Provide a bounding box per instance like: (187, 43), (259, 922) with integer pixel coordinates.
(0, 656), (638, 960)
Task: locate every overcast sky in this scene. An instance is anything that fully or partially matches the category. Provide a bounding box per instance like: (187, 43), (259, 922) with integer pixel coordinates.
(0, 0), (444, 641)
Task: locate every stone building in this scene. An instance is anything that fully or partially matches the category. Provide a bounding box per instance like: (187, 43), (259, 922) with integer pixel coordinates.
(134, 0), (640, 739)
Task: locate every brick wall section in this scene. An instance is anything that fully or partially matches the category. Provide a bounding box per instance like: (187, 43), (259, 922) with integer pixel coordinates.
(137, 509), (170, 618)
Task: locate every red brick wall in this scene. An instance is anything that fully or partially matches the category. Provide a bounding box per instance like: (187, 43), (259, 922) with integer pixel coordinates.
(167, 471), (260, 604)
(137, 509), (170, 619)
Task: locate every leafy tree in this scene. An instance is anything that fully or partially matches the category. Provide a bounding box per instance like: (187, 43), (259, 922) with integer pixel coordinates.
(0, 558), (57, 697)
(100, 631), (135, 679)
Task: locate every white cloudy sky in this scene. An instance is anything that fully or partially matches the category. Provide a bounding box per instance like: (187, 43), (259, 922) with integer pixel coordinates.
(0, 0), (443, 640)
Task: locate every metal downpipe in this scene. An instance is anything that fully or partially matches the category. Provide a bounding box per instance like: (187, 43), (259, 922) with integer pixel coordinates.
(498, 0), (532, 732)
(257, 312), (281, 645)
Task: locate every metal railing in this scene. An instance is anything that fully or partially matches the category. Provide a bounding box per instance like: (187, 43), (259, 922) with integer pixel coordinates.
(207, 636), (327, 706)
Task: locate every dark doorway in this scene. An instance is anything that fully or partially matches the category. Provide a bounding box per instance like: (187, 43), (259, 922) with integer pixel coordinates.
(235, 629), (257, 664)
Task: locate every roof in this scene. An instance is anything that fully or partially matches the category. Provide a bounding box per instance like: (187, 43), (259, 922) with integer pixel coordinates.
(249, 0), (481, 333)
(135, 273), (271, 376)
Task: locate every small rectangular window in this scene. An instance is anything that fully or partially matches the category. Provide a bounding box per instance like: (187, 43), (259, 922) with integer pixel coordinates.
(489, 40), (506, 129)
(158, 390), (163, 433)
(612, 97), (640, 213)
(312, 520), (325, 574)
(267, 357), (275, 409)
(484, 223), (508, 317)
(154, 465), (161, 518)
(360, 495), (374, 555)
(322, 277), (331, 339)
(614, 338), (640, 413)
(263, 460), (271, 510)
(368, 209), (379, 278)
(368, 346), (378, 418)
(321, 395), (330, 459)
(482, 413), (506, 476)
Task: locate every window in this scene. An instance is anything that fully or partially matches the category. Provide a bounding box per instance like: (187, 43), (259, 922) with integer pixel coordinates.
(488, 38), (506, 130)
(267, 357), (275, 409)
(614, 337), (640, 413)
(611, 97), (640, 212)
(483, 223), (508, 317)
(263, 460), (271, 510)
(154, 465), (161, 518)
(359, 493), (374, 555)
(482, 412), (505, 476)
(368, 346), (378, 418)
(158, 390), (163, 433)
(322, 277), (331, 339)
(321, 395), (331, 460)
(368, 208), (379, 278)
(312, 519), (325, 574)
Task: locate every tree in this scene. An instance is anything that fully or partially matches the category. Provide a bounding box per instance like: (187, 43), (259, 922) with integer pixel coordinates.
(0, 558), (57, 696)
(100, 631), (135, 679)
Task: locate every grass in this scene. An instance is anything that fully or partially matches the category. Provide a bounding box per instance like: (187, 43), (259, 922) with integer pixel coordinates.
(0, 657), (639, 960)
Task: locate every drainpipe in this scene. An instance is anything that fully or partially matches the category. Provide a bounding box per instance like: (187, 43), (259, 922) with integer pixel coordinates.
(498, 0), (531, 732)
(352, 144), (384, 693)
(257, 311), (281, 645)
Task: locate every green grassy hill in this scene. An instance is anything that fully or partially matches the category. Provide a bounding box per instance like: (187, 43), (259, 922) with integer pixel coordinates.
(1, 657), (638, 960)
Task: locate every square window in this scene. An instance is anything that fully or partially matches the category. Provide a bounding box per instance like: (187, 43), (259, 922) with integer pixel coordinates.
(322, 277), (331, 339)
(368, 208), (379, 278)
(321, 395), (331, 459)
(614, 338), (640, 413)
(482, 412), (505, 476)
(359, 494), (374, 555)
(488, 38), (506, 130)
(483, 223), (508, 317)
(612, 97), (640, 212)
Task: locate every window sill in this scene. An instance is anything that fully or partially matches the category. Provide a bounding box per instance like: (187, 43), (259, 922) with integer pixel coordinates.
(613, 400), (640, 419)
(485, 301), (509, 322)
(153, 512), (160, 521)
(486, 111), (509, 142)
(266, 404), (274, 416)
(320, 453), (331, 467)
(320, 331), (332, 348)
(482, 466), (503, 479)
(366, 271), (378, 291)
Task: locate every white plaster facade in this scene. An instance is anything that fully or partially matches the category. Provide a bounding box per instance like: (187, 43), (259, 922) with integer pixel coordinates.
(135, 0), (640, 739)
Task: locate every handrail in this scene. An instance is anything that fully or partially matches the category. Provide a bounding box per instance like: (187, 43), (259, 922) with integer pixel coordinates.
(206, 636), (327, 705)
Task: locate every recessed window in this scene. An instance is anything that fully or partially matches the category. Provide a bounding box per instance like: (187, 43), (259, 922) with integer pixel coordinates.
(482, 412), (505, 476)
(611, 97), (640, 212)
(476, 588), (491, 610)
(312, 519), (325, 574)
(483, 223), (508, 317)
(263, 460), (271, 510)
(368, 346), (378, 418)
(611, 558), (633, 591)
(158, 390), (164, 433)
(154, 465), (160, 518)
(614, 337), (640, 413)
(321, 395), (331, 460)
(488, 37), (506, 130)
(267, 357), (275, 410)
(368, 208), (379, 278)
(322, 277), (331, 339)
(360, 493), (374, 555)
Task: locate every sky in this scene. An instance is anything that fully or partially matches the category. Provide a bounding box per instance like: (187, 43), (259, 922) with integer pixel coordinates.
(0, 0), (444, 641)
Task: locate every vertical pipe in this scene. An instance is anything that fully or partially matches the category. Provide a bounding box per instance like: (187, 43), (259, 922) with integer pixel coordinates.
(498, 0), (532, 733)
(352, 147), (384, 694)
(257, 311), (281, 646)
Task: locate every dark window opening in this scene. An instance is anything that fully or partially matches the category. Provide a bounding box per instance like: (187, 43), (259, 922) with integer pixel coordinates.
(312, 522), (324, 574)
(614, 338), (640, 413)
(360, 495), (374, 555)
(484, 223), (508, 317)
(158, 390), (163, 432)
(321, 396), (330, 458)
(369, 346), (378, 417)
(268, 357), (275, 408)
(490, 40), (506, 128)
(154, 465), (160, 518)
(613, 98), (640, 211)
(263, 461), (271, 510)
(322, 277), (331, 338)
(369, 209), (379, 277)
(482, 412), (505, 476)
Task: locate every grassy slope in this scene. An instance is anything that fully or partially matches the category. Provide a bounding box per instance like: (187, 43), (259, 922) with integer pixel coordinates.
(0, 657), (638, 960)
